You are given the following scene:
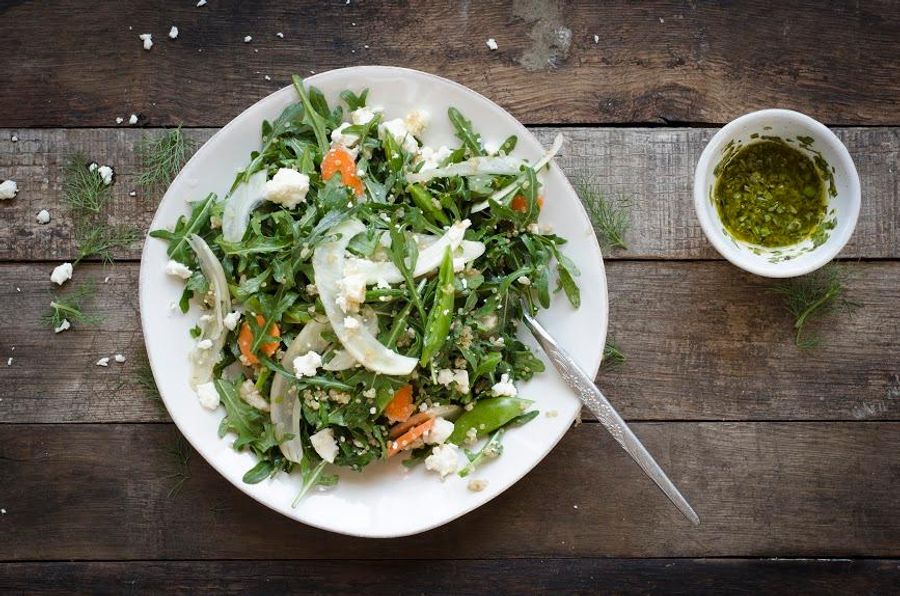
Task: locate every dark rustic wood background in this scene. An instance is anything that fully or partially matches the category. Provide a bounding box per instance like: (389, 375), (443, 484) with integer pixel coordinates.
(1, 1), (898, 594)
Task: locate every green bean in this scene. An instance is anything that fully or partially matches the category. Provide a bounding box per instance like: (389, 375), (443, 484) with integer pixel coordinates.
(419, 247), (455, 365)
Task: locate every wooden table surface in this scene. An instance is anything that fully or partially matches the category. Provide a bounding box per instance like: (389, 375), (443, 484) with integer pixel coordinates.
(2, 1), (899, 593)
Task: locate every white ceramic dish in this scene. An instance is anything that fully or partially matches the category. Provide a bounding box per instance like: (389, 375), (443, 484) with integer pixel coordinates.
(694, 109), (860, 278)
(140, 66), (608, 537)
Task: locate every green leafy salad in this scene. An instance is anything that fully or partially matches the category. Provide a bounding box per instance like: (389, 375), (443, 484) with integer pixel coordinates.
(151, 75), (580, 502)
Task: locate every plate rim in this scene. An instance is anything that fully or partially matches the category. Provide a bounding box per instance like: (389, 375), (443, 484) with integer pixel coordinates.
(139, 65), (608, 538)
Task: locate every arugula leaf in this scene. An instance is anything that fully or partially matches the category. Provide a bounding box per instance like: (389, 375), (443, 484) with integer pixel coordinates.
(448, 107), (484, 156)
(149, 192), (216, 263)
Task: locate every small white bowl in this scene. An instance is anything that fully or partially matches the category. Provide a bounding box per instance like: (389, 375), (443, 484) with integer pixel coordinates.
(694, 109), (860, 278)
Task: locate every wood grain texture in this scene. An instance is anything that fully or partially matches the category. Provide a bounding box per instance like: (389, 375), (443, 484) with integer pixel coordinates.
(1, 127), (897, 261)
(0, 422), (898, 559)
(1, 559), (897, 594)
(2, 261), (897, 424)
(1, 1), (899, 127)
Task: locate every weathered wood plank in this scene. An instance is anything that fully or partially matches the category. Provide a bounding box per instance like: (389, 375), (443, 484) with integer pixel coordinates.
(2, 261), (898, 423)
(2, 1), (899, 127)
(2, 559), (897, 594)
(0, 422), (897, 559)
(1, 127), (896, 261)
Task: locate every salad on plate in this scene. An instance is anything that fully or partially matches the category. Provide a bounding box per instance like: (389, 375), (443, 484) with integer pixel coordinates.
(151, 75), (580, 503)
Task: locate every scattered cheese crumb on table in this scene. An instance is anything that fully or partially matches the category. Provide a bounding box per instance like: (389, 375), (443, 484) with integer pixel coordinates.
(114, 354), (126, 363)
(36, 209), (50, 224)
(139, 33), (153, 51)
(129, 114), (139, 125)
(243, 35), (252, 43)
(169, 25), (179, 39)
(96, 357), (110, 367)
(486, 38), (498, 50)
(0, 180), (18, 200)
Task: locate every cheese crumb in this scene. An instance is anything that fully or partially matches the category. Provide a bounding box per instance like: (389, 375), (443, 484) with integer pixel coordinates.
(293, 351), (323, 378)
(593, 34), (600, 43)
(196, 381), (220, 410)
(403, 109), (429, 137)
(54, 319), (71, 334)
(165, 259), (192, 280)
(10, 134), (18, 142)
(264, 168), (310, 208)
(114, 353), (126, 363)
(425, 443), (460, 478)
(424, 417), (455, 445)
(310, 428), (339, 463)
(378, 118), (418, 154)
(239, 379), (270, 411)
(129, 114), (139, 125)
(36, 209), (51, 224)
(243, 35), (252, 43)
(486, 38), (498, 50)
(115, 116), (124, 124)
(169, 26), (179, 39)
(467, 478), (489, 492)
(196, 0), (207, 6)
(139, 33), (153, 51)
(0, 180), (18, 200)
(491, 373), (517, 397)
(97, 165), (114, 185)
(276, 31), (284, 38)
(223, 311), (241, 331)
(96, 357), (110, 367)
(50, 262), (73, 286)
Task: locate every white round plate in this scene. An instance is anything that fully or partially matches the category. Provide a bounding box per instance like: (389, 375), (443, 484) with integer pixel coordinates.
(140, 66), (608, 538)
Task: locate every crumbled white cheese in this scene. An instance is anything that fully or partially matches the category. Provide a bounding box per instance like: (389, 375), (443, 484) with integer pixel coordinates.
(243, 35), (252, 43)
(97, 165), (114, 185)
(169, 26), (179, 39)
(418, 145), (453, 172)
(593, 34), (600, 43)
(468, 478), (489, 492)
(36, 209), (50, 224)
(96, 357), (110, 367)
(350, 106), (379, 125)
(114, 353), (126, 363)
(129, 114), (139, 125)
(196, 0), (207, 6)
(491, 373), (517, 397)
(264, 168), (310, 208)
(483, 140), (500, 155)
(50, 262), (73, 286)
(330, 122), (360, 150)
(115, 116), (124, 124)
(486, 38), (498, 50)
(378, 118), (418, 154)
(129, 190), (137, 197)
(0, 180), (18, 200)
(10, 134), (18, 142)
(196, 339), (213, 350)
(517, 276), (531, 286)
(196, 381), (220, 410)
(424, 417), (455, 445)
(293, 351), (322, 378)
(425, 442), (460, 478)
(436, 368), (470, 394)
(310, 428), (339, 463)
(54, 319), (71, 334)
(276, 31), (284, 38)
(240, 379), (270, 411)
(164, 259), (192, 280)
(335, 266), (366, 314)
(344, 316), (361, 330)
(139, 33), (153, 50)
(6, 357), (11, 366)
(223, 311), (241, 331)
(403, 109), (429, 137)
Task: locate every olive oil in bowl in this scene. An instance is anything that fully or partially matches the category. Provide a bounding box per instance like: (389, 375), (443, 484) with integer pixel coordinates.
(713, 139), (827, 248)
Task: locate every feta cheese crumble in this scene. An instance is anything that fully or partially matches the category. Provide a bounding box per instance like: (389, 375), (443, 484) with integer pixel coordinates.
(115, 116), (124, 124)
(243, 35), (252, 43)
(486, 38), (498, 50)
(310, 428), (338, 463)
(36, 209), (51, 224)
(96, 357), (110, 367)
(350, 106), (379, 125)
(467, 478), (489, 492)
(239, 379), (270, 411)
(378, 117), (418, 154)
(425, 443), (460, 478)
(0, 180), (18, 200)
(424, 417), (455, 445)
(10, 134), (18, 142)
(129, 114), (139, 125)
(491, 373), (517, 397)
(276, 32), (284, 38)
(435, 368), (470, 394)
(330, 122), (360, 152)
(264, 168), (310, 208)
(54, 319), (71, 334)
(97, 165), (114, 185)
(403, 109), (429, 137)
(196, 381), (220, 410)
(114, 353), (126, 363)
(223, 311), (241, 331)
(335, 266), (366, 314)
(169, 26), (179, 39)
(164, 259), (192, 279)
(139, 33), (153, 51)
(196, 0), (207, 6)
(293, 351), (322, 378)
(50, 262), (73, 286)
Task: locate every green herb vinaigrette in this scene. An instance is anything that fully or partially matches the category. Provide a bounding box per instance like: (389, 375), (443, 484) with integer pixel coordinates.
(713, 140), (827, 247)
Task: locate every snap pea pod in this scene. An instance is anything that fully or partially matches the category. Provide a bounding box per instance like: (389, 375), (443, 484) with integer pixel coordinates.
(447, 396), (533, 445)
(419, 247), (455, 365)
(408, 184), (450, 226)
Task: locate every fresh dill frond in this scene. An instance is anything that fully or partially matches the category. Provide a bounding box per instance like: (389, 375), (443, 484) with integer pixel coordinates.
(771, 263), (858, 349)
(136, 351), (162, 405)
(577, 182), (631, 252)
(63, 153), (112, 214)
(75, 222), (141, 264)
(601, 337), (626, 371)
(137, 127), (197, 193)
(167, 433), (193, 498)
(41, 281), (101, 330)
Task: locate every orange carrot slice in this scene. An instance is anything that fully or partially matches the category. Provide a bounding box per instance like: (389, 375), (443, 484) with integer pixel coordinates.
(238, 314), (281, 365)
(388, 418), (435, 457)
(511, 194), (544, 213)
(389, 411), (433, 439)
(321, 146), (364, 196)
(384, 384), (415, 423)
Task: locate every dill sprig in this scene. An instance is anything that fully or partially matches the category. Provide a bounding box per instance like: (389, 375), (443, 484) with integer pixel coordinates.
(167, 434), (193, 498)
(577, 182), (631, 252)
(75, 222), (141, 264)
(601, 337), (626, 371)
(137, 127), (197, 193)
(63, 153), (112, 214)
(771, 263), (857, 349)
(136, 352), (162, 404)
(41, 281), (102, 330)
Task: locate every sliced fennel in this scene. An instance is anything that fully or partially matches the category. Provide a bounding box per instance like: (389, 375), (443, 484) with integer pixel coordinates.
(313, 219), (418, 376)
(222, 169), (267, 242)
(405, 155), (524, 183)
(471, 133), (564, 213)
(186, 234), (231, 389)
